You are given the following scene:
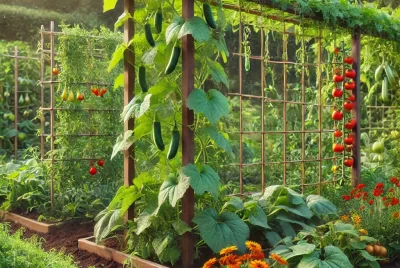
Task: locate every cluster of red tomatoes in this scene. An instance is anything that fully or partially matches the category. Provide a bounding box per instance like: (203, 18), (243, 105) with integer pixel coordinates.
(89, 159), (104, 175)
(91, 87), (107, 97)
(331, 47), (356, 168)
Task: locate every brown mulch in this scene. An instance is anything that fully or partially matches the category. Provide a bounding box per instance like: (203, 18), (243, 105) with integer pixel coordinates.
(3, 219), (123, 268)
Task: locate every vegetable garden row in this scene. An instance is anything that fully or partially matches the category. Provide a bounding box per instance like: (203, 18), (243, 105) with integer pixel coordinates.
(2, 0), (400, 267)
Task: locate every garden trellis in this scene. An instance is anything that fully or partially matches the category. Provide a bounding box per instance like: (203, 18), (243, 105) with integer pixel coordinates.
(0, 45), (40, 160)
(39, 21), (123, 210)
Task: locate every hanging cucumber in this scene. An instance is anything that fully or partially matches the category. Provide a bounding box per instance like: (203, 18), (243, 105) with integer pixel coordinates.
(203, 3), (217, 29)
(167, 124), (180, 160)
(154, 8), (163, 34)
(138, 66), (148, 93)
(153, 117), (165, 151)
(144, 23), (155, 47)
(384, 64), (396, 85)
(24, 93), (30, 104)
(165, 46), (181, 75)
(382, 76), (389, 103)
(375, 64), (384, 81)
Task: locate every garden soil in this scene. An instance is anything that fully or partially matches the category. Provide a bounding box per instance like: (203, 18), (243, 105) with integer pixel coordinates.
(2, 219), (122, 268)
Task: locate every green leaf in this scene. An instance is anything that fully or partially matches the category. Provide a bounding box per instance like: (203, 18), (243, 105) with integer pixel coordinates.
(265, 231), (282, 247)
(280, 221), (296, 238)
(298, 246), (352, 268)
(94, 209), (122, 242)
(193, 208), (249, 253)
(142, 46), (158, 65)
(108, 43), (126, 72)
(287, 188), (305, 205)
(115, 12), (132, 29)
(275, 204), (313, 219)
(272, 242), (316, 260)
(152, 235), (172, 256)
(263, 185), (288, 205)
(172, 221), (192, 235)
(207, 59), (229, 88)
(120, 192), (142, 216)
(359, 250), (379, 261)
(187, 89), (229, 124)
(245, 202), (270, 229)
(4, 129), (18, 138)
(111, 130), (135, 159)
(178, 16), (211, 43)
(103, 0), (118, 12)
(203, 126), (233, 156)
(306, 195), (337, 217)
(158, 173), (190, 207)
(181, 163), (220, 199)
(135, 204), (159, 235)
(113, 73), (124, 90)
(121, 94), (152, 122)
(166, 16), (184, 45)
(223, 197), (244, 211)
(276, 213), (312, 229)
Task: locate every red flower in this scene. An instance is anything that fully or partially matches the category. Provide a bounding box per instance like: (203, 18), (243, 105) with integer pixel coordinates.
(391, 177), (399, 184)
(368, 199), (374, 205)
(360, 206), (365, 211)
(397, 182), (400, 187)
(350, 189), (358, 196)
(391, 197), (399, 206)
(342, 195), (351, 201)
(354, 192), (362, 199)
(385, 201), (390, 207)
(375, 182), (384, 189)
(389, 188), (394, 193)
(373, 189), (383, 196)
(382, 197), (388, 201)
(357, 184), (366, 189)
(362, 192), (368, 200)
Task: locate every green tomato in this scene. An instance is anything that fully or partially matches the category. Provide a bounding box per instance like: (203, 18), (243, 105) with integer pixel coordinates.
(372, 141), (384, 154)
(3, 113), (9, 120)
(8, 113), (15, 121)
(17, 132), (27, 141)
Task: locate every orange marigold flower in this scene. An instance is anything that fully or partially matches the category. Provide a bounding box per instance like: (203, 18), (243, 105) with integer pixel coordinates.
(340, 215), (349, 222)
(203, 257), (217, 268)
(227, 263), (242, 268)
(359, 229), (368, 235)
(219, 254), (239, 266)
(270, 253), (288, 265)
(352, 214), (362, 225)
(250, 252), (265, 260)
(393, 211), (400, 219)
(219, 246), (238, 255)
(249, 260), (270, 268)
(238, 253), (252, 261)
(246, 241), (263, 253)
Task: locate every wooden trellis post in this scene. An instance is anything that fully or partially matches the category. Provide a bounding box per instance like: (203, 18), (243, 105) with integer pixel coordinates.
(351, 28), (361, 187)
(182, 0), (195, 267)
(123, 0), (135, 221)
(14, 47), (18, 160)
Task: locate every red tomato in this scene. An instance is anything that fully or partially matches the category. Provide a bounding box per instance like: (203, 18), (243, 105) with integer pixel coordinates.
(99, 88), (107, 97)
(344, 135), (354, 145)
(97, 159), (104, 167)
(77, 93), (84, 101)
(334, 129), (343, 138)
(345, 119), (357, 130)
(345, 69), (356, 79)
(343, 101), (354, 111)
(92, 88), (99, 96)
(347, 95), (356, 102)
(333, 143), (345, 153)
(344, 81), (355, 90)
(89, 167), (97, 175)
(344, 57), (353, 64)
(344, 158), (354, 167)
(334, 47), (340, 55)
(333, 74), (344, 83)
(332, 88), (343, 98)
(332, 110), (343, 121)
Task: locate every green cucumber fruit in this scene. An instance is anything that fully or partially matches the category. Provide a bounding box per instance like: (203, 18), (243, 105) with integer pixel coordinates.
(384, 64), (396, 85)
(153, 121), (165, 151)
(375, 64), (384, 81)
(203, 3), (217, 29)
(138, 66), (148, 93)
(144, 23), (155, 47)
(382, 76), (389, 103)
(154, 9), (163, 34)
(167, 125), (180, 160)
(165, 46), (181, 75)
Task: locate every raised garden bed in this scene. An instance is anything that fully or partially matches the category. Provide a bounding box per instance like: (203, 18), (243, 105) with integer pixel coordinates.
(78, 236), (169, 268)
(0, 210), (63, 234)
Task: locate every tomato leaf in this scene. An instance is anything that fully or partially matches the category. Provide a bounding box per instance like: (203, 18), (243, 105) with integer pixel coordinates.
(193, 208), (250, 253)
(187, 89), (229, 124)
(166, 16), (184, 45)
(181, 163), (220, 199)
(178, 16), (211, 43)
